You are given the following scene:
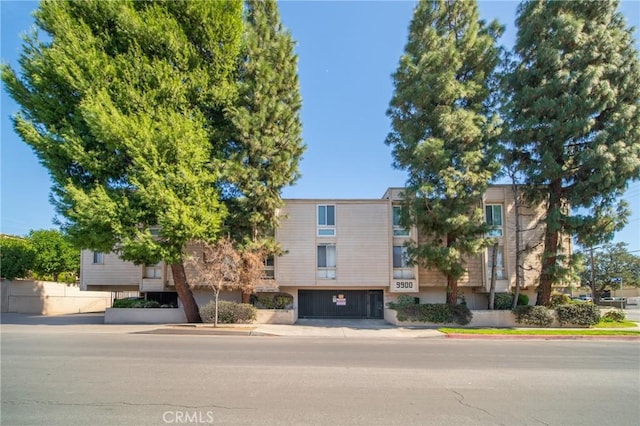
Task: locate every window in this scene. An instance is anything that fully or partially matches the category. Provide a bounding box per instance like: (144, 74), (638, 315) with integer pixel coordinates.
(485, 205), (503, 237)
(317, 205), (336, 236)
(92, 252), (104, 264)
(144, 262), (162, 279)
(317, 244), (336, 279)
(393, 246), (415, 279)
(393, 205), (410, 237)
(263, 256), (275, 279)
(487, 246), (506, 281)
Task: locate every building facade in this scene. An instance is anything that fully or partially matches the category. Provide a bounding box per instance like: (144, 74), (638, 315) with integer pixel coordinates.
(80, 186), (566, 319)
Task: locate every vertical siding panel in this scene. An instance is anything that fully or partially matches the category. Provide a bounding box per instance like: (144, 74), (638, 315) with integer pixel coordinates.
(335, 202), (389, 286)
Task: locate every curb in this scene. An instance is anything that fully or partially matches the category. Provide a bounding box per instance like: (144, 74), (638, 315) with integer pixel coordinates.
(445, 334), (640, 341)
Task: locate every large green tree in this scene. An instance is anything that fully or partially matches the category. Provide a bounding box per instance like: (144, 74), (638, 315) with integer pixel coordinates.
(224, 0), (304, 245)
(2, 0), (244, 322)
(580, 242), (640, 301)
(27, 229), (79, 282)
(386, 0), (503, 305)
(503, 0), (640, 306)
(0, 236), (36, 281)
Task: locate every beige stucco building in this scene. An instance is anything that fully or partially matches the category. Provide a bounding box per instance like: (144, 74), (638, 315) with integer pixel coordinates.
(81, 186), (566, 319)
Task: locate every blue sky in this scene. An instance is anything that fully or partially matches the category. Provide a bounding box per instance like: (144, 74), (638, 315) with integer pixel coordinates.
(1, 0), (639, 253)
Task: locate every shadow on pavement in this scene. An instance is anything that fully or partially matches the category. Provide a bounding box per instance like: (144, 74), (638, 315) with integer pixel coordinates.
(0, 312), (105, 325)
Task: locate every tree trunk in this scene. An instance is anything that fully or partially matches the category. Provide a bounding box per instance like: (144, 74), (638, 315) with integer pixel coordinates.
(511, 182), (522, 309)
(488, 242), (498, 310)
(537, 182), (562, 306)
(170, 263), (202, 323)
(53, 272), (59, 283)
(446, 275), (458, 305)
(446, 233), (458, 305)
(589, 246), (598, 304)
(214, 288), (220, 328)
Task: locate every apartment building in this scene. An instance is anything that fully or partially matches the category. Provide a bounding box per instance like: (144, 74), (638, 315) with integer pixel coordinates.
(81, 185), (559, 319)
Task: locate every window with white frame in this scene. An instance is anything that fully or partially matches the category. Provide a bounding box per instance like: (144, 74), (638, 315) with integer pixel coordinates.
(392, 205), (410, 237)
(263, 256), (275, 279)
(92, 252), (104, 264)
(317, 205), (336, 236)
(392, 246), (415, 279)
(144, 262), (162, 279)
(487, 245), (506, 281)
(485, 204), (503, 237)
(317, 244), (336, 279)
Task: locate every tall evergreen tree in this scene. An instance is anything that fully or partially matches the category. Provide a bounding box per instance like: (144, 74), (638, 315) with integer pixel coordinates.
(2, 0), (244, 322)
(386, 0), (503, 305)
(503, 0), (640, 306)
(224, 0), (304, 247)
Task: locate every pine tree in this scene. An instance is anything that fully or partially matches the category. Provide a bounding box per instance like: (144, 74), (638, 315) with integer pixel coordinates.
(386, 0), (503, 305)
(2, 0), (244, 322)
(224, 0), (304, 246)
(503, 0), (640, 306)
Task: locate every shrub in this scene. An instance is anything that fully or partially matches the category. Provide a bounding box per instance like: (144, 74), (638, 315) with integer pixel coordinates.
(513, 305), (554, 327)
(601, 309), (626, 322)
(450, 304), (473, 325)
(388, 295), (419, 311)
(392, 303), (472, 325)
(517, 294), (529, 306)
(493, 293), (529, 310)
(555, 304), (600, 326)
(200, 301), (257, 324)
(252, 293), (293, 309)
(550, 293), (572, 308)
(493, 293), (513, 310)
(112, 298), (160, 308)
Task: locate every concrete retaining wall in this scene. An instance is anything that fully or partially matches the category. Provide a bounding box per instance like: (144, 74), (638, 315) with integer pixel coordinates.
(1, 280), (111, 315)
(105, 307), (297, 324)
(105, 307), (187, 324)
(255, 309), (296, 325)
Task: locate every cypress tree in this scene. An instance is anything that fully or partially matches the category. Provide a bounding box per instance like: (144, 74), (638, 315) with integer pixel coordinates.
(386, 0), (503, 305)
(2, 0), (244, 322)
(504, 0), (640, 306)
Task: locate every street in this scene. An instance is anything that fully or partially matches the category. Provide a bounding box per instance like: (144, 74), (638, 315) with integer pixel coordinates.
(1, 319), (639, 426)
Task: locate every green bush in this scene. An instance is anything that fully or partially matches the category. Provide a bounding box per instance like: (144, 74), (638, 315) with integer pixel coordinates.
(450, 304), (473, 325)
(493, 293), (513, 310)
(493, 293), (529, 310)
(555, 304), (600, 326)
(112, 298), (160, 308)
(513, 305), (554, 327)
(601, 309), (626, 322)
(517, 294), (529, 306)
(550, 293), (572, 308)
(387, 295), (419, 310)
(251, 293), (293, 309)
(392, 303), (472, 325)
(200, 301), (257, 324)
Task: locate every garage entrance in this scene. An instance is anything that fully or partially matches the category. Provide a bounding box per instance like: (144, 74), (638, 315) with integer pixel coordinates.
(298, 290), (384, 319)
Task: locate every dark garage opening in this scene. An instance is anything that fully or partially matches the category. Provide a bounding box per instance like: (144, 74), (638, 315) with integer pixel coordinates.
(298, 290), (383, 319)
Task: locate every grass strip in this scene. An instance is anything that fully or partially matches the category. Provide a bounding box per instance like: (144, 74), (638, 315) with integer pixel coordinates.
(438, 328), (640, 336)
(594, 320), (638, 328)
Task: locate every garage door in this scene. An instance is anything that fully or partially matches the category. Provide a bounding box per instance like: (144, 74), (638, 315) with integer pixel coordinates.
(298, 290), (383, 319)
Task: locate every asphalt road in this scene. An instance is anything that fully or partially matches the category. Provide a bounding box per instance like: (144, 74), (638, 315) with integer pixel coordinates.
(1, 322), (639, 426)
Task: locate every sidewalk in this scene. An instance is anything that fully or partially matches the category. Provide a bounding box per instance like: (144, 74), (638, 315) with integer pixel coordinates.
(169, 319), (446, 338)
(165, 318), (640, 340)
